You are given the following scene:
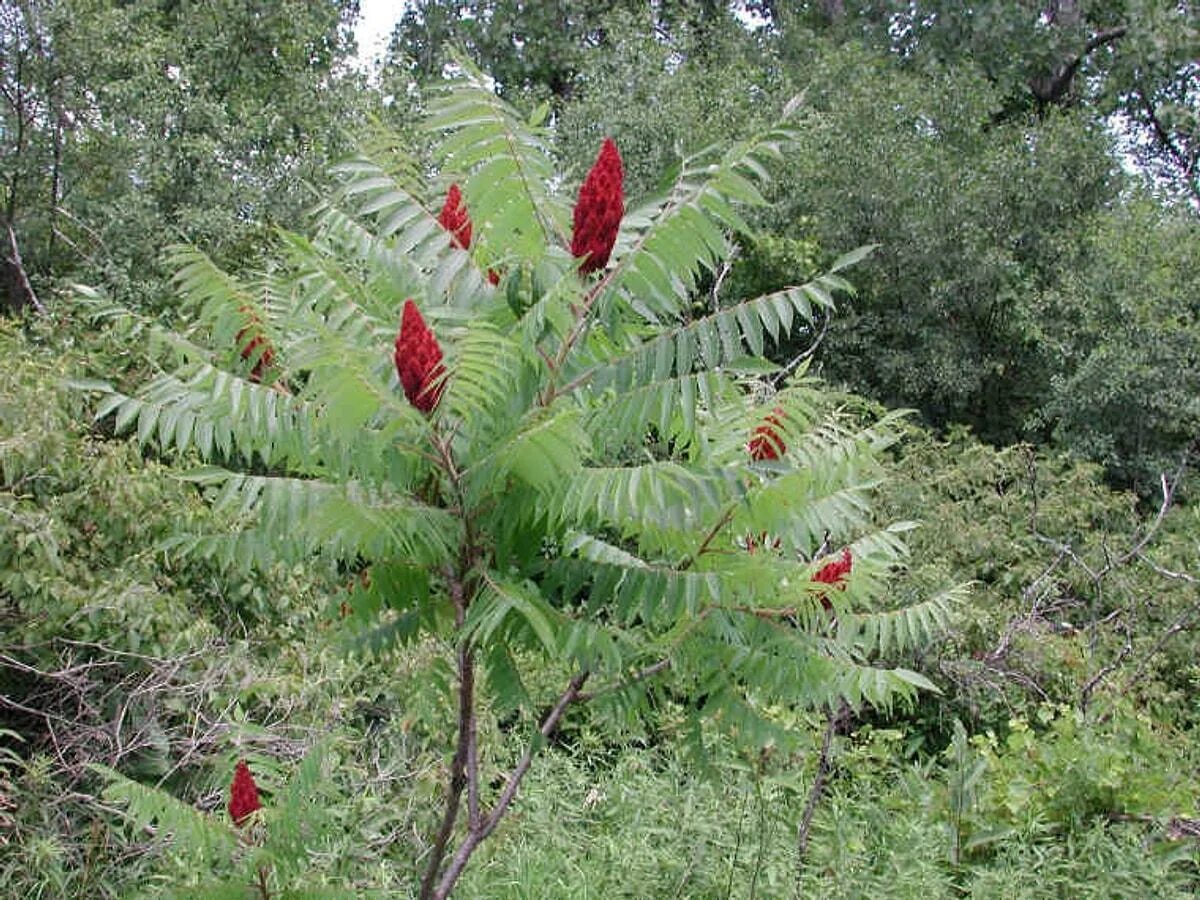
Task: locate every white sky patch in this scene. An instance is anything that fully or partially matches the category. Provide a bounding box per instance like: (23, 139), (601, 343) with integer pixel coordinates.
(353, 0), (411, 73)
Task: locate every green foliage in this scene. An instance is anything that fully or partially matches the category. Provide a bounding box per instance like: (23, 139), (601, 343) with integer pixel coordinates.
(92, 744), (357, 898)
(75, 64), (961, 894)
(880, 423), (1200, 729)
(1036, 199), (1200, 491)
(770, 40), (1115, 443)
(1, 0), (366, 311)
(442, 716), (1200, 897)
(552, 8), (1196, 486)
(86, 66), (954, 731)
(765, 1), (1199, 204)
(389, 1), (739, 103)
(7, 5), (1200, 896)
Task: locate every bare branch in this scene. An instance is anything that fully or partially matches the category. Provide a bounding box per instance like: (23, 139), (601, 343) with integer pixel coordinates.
(431, 672), (590, 900)
(796, 702), (850, 877)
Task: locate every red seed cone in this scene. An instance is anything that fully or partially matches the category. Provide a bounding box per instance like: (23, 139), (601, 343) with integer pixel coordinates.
(813, 548), (853, 586)
(813, 548), (853, 611)
(438, 183), (472, 250)
(438, 184), (502, 285)
(236, 306), (274, 383)
(228, 759), (262, 826)
(570, 137), (624, 274)
(748, 407), (786, 461)
(394, 299), (445, 413)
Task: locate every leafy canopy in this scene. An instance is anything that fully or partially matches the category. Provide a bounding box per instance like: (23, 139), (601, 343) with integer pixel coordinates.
(84, 60), (960, 750)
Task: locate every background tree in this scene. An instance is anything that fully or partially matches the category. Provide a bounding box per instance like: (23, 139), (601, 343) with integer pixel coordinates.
(388, 0), (738, 101)
(1035, 199), (1200, 490)
(761, 1), (1198, 202)
(0, 0), (365, 311)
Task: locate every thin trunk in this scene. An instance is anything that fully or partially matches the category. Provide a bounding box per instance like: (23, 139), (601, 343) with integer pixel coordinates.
(7, 50), (26, 224)
(47, 77), (63, 265)
(796, 703), (849, 875)
(419, 563), (476, 900)
(430, 672), (589, 900)
(4, 220), (43, 314)
(417, 645), (472, 899)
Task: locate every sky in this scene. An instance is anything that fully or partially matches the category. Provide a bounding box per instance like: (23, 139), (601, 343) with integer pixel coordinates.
(353, 0), (409, 70)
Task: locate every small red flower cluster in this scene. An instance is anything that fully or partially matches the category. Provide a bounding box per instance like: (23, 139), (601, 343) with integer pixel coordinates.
(571, 138), (624, 274)
(438, 183), (473, 251)
(394, 299), (445, 413)
(228, 759), (262, 826)
(437, 184), (499, 285)
(813, 548), (853, 586)
(236, 306), (274, 383)
(748, 407), (786, 461)
(813, 548), (853, 611)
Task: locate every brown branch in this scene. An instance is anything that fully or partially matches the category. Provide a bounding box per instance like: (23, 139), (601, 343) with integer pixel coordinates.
(796, 702), (850, 874)
(416, 685), (469, 899)
(574, 658), (672, 703)
(1029, 26), (1127, 104)
(431, 672), (590, 900)
(4, 220), (44, 314)
(678, 507), (736, 571)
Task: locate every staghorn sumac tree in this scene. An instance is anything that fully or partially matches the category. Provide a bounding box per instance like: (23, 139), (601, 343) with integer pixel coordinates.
(83, 63), (962, 898)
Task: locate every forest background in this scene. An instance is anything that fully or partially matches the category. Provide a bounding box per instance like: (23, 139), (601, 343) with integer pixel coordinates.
(2, 1), (1200, 896)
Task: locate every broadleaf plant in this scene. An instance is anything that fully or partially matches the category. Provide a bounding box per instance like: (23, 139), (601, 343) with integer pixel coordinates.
(81, 60), (963, 899)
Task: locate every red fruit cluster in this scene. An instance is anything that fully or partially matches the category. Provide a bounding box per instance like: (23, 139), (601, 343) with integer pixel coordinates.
(394, 299), (445, 413)
(228, 759), (262, 826)
(813, 549), (853, 611)
(236, 306), (274, 383)
(748, 407), (786, 461)
(438, 183), (473, 251)
(437, 184), (499, 284)
(570, 138), (624, 274)
(814, 549), (853, 587)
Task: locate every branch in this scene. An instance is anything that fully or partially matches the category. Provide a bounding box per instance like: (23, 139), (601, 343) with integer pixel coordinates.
(1136, 87), (1200, 202)
(574, 658), (672, 703)
(678, 506), (736, 571)
(1080, 621), (1133, 712)
(3, 220), (44, 314)
(771, 311), (830, 387)
(796, 702), (850, 874)
(1029, 26), (1127, 104)
(431, 672), (590, 900)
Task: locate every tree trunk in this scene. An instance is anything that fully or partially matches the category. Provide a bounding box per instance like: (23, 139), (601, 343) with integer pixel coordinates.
(2, 220), (44, 315)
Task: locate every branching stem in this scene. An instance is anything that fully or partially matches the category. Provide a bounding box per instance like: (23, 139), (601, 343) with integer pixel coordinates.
(429, 672), (590, 900)
(796, 702), (850, 879)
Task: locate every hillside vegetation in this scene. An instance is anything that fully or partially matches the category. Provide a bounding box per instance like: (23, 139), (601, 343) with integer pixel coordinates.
(2, 2), (1198, 897)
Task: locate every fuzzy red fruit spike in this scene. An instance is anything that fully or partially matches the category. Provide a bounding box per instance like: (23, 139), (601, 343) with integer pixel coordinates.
(814, 549), (853, 587)
(487, 268), (500, 286)
(571, 137), (624, 275)
(813, 548), (853, 612)
(236, 306), (274, 383)
(394, 299), (445, 413)
(748, 407), (786, 461)
(228, 759), (262, 826)
(438, 183), (473, 251)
